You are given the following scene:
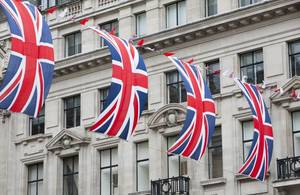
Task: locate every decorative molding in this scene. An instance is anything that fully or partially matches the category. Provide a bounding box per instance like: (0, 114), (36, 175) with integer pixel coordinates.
(148, 103), (186, 130)
(46, 129), (91, 153)
(0, 109), (11, 123)
(14, 133), (53, 145)
(200, 177), (227, 187)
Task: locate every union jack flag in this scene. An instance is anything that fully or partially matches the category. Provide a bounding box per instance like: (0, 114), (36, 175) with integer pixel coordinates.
(167, 57), (216, 160)
(88, 27), (148, 141)
(0, 0), (54, 117)
(235, 79), (273, 181)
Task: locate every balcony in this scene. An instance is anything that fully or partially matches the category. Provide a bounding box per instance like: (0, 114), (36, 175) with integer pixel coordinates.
(277, 156), (300, 180)
(151, 176), (190, 195)
(98, 0), (121, 9)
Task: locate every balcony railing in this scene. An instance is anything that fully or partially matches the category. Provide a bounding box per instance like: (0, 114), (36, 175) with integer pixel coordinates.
(151, 176), (190, 195)
(98, 0), (120, 8)
(277, 156), (300, 180)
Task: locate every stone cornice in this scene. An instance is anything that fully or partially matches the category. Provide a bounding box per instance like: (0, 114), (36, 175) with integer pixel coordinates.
(52, 0), (300, 79)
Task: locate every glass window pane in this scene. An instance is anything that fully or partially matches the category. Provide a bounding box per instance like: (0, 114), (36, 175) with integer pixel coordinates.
(180, 83), (187, 102)
(241, 52), (253, 66)
(112, 167), (118, 189)
(178, 1), (186, 26)
(256, 63), (264, 84)
(294, 132), (300, 156)
(28, 183), (37, 195)
(28, 165), (37, 181)
(290, 41), (300, 54)
(101, 169), (111, 195)
(167, 4), (177, 28)
(180, 158), (188, 176)
(66, 110), (74, 129)
(208, 147), (223, 178)
(137, 142), (149, 160)
(293, 112), (300, 132)
(63, 176), (73, 195)
(38, 164), (43, 180)
(73, 175), (78, 195)
(208, 0), (218, 16)
(167, 71), (178, 84)
(243, 121), (253, 141)
(137, 13), (147, 36)
(38, 181), (43, 194)
(241, 66), (254, 83)
(169, 155), (179, 177)
(112, 148), (118, 166)
(101, 150), (111, 167)
(254, 50), (263, 63)
(137, 161), (149, 191)
(244, 141), (252, 159)
(74, 156), (79, 173)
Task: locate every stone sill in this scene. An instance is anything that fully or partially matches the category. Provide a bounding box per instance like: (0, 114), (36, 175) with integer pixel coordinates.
(200, 177), (227, 187)
(14, 133), (53, 145)
(273, 177), (300, 188)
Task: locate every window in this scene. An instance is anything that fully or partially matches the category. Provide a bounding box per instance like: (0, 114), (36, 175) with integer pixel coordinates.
(63, 156), (79, 195)
(240, 50), (264, 84)
(206, 60), (220, 95)
(289, 40), (300, 77)
(292, 112), (300, 156)
(167, 136), (187, 177)
(64, 95), (81, 129)
(166, 70), (186, 103)
(99, 87), (110, 112)
(166, 1), (186, 29)
(206, 0), (218, 16)
(100, 148), (118, 195)
(242, 121), (253, 161)
(240, 0), (263, 7)
(100, 20), (119, 47)
(136, 12), (147, 37)
(136, 142), (149, 191)
(65, 32), (82, 57)
(29, 107), (45, 136)
(28, 163), (43, 195)
(208, 126), (223, 178)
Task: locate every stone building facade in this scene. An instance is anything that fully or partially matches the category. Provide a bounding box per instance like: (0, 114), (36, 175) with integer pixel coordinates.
(0, 0), (300, 195)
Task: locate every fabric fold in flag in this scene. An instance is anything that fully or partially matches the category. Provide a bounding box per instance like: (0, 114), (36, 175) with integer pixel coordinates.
(0, 0), (54, 117)
(167, 56), (216, 161)
(88, 27), (148, 141)
(235, 78), (273, 181)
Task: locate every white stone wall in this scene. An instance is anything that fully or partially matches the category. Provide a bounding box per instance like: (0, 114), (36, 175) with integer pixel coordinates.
(0, 0), (300, 195)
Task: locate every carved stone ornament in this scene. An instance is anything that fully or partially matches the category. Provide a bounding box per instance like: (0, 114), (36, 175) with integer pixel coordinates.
(148, 103), (186, 130)
(0, 109), (11, 123)
(46, 129), (90, 153)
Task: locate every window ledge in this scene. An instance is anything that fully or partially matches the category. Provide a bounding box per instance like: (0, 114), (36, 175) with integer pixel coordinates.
(129, 191), (150, 195)
(235, 172), (270, 181)
(200, 177), (227, 187)
(14, 133), (53, 146)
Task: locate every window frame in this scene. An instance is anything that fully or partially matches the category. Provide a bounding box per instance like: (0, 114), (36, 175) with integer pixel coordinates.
(63, 156), (79, 195)
(136, 141), (149, 192)
(206, 60), (220, 95)
(135, 12), (147, 37)
(240, 49), (264, 84)
(99, 20), (119, 48)
(292, 111), (300, 157)
(166, 70), (186, 104)
(29, 107), (45, 136)
(205, 0), (218, 17)
(207, 126), (223, 179)
(242, 121), (253, 161)
(239, 0), (263, 7)
(289, 40), (300, 77)
(99, 87), (110, 113)
(166, 0), (186, 29)
(27, 162), (43, 195)
(100, 148), (118, 195)
(64, 31), (82, 57)
(63, 95), (81, 129)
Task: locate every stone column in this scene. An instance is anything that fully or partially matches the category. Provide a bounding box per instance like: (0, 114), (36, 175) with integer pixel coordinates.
(118, 6), (133, 39)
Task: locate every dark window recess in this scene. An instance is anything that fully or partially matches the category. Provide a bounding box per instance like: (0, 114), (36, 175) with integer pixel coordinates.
(63, 156), (79, 195)
(240, 50), (264, 84)
(64, 95), (81, 129)
(206, 60), (220, 95)
(65, 32), (82, 57)
(166, 70), (187, 103)
(289, 40), (300, 77)
(28, 163), (43, 195)
(29, 107), (45, 136)
(208, 126), (223, 178)
(240, 0), (262, 7)
(99, 20), (118, 47)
